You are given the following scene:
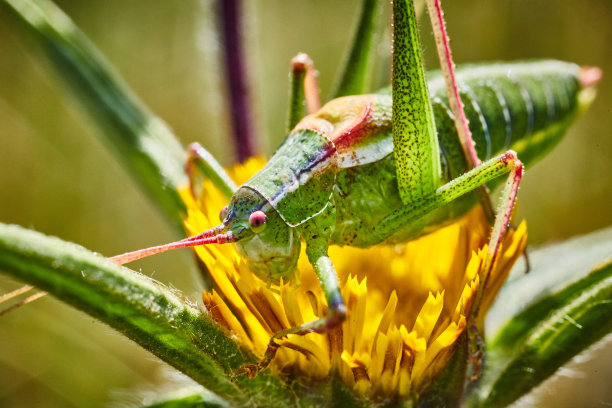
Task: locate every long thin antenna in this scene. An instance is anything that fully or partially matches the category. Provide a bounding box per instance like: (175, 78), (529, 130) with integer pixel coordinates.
(0, 285), (34, 304)
(110, 227), (236, 265)
(0, 288), (47, 317)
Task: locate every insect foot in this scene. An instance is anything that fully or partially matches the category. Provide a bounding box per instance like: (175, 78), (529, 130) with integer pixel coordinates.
(234, 303), (348, 380)
(233, 338), (283, 380)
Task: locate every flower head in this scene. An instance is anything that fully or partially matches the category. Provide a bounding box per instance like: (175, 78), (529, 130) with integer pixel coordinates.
(181, 158), (527, 399)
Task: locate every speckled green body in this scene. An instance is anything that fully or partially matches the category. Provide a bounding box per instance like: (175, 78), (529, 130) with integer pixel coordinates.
(333, 61), (583, 247)
(226, 61), (584, 283)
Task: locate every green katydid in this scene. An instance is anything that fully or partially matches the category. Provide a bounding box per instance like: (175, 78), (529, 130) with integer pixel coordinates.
(110, 0), (600, 375)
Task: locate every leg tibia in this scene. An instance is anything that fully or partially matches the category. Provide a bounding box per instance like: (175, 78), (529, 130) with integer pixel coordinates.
(425, 0), (496, 223)
(484, 156), (523, 270)
(375, 151), (522, 242)
(185, 142), (237, 200)
(236, 246), (346, 377)
(473, 155), (523, 318)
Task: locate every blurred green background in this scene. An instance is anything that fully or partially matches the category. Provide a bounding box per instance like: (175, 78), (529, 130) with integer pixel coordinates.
(0, 0), (610, 407)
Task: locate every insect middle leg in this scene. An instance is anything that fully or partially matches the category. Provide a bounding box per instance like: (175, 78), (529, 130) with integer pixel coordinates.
(287, 53), (320, 132)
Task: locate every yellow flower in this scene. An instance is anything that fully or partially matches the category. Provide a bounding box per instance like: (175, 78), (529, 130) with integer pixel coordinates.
(180, 158), (527, 399)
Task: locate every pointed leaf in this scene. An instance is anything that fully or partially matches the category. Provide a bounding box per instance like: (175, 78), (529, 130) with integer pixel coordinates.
(142, 389), (230, 408)
(486, 226), (612, 336)
(331, 0), (382, 98)
(491, 257), (612, 354)
(482, 258), (612, 408)
(3, 0), (187, 233)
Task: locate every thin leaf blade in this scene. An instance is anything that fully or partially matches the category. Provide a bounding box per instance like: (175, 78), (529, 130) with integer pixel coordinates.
(486, 226), (612, 337)
(141, 389), (230, 408)
(3, 0), (187, 233)
(483, 259), (612, 408)
(331, 0), (382, 98)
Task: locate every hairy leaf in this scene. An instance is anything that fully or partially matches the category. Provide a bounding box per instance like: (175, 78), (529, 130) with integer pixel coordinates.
(3, 0), (187, 233)
(482, 258), (612, 407)
(0, 223), (299, 407)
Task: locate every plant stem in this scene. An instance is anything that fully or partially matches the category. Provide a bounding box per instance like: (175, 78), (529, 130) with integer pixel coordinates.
(218, 0), (257, 162)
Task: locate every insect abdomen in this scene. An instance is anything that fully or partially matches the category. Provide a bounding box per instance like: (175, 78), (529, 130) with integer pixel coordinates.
(428, 61), (583, 179)
(332, 61), (588, 247)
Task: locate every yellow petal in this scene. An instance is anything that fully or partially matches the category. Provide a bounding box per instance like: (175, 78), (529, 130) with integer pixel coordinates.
(179, 158), (527, 399)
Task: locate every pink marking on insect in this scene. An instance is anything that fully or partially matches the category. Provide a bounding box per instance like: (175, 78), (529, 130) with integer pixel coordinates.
(427, 0), (480, 168)
(330, 102), (373, 150)
(579, 66), (603, 88)
(294, 117), (335, 138)
(219, 205), (229, 221)
(294, 95), (377, 157)
(487, 150), (523, 270)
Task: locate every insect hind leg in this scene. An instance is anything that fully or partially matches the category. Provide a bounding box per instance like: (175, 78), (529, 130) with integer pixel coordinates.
(425, 0), (496, 224)
(374, 151), (523, 264)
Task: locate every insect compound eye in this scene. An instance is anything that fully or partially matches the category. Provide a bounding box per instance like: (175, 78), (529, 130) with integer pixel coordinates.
(249, 210), (268, 233)
(219, 205), (229, 222)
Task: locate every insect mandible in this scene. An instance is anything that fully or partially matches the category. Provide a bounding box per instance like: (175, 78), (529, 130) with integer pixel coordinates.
(111, 0), (601, 374)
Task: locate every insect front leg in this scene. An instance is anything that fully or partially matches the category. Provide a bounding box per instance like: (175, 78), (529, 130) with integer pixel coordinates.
(239, 242), (346, 377)
(185, 142), (237, 200)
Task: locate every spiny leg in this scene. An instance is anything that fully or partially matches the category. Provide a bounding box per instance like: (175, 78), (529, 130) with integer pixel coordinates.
(185, 142), (237, 200)
(287, 53), (321, 132)
(237, 243), (346, 377)
(472, 151), (523, 339)
(425, 0), (479, 168)
(392, 0), (442, 204)
(390, 0), (524, 315)
(374, 151), (523, 245)
(479, 153), (523, 284)
(424, 0), (496, 223)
